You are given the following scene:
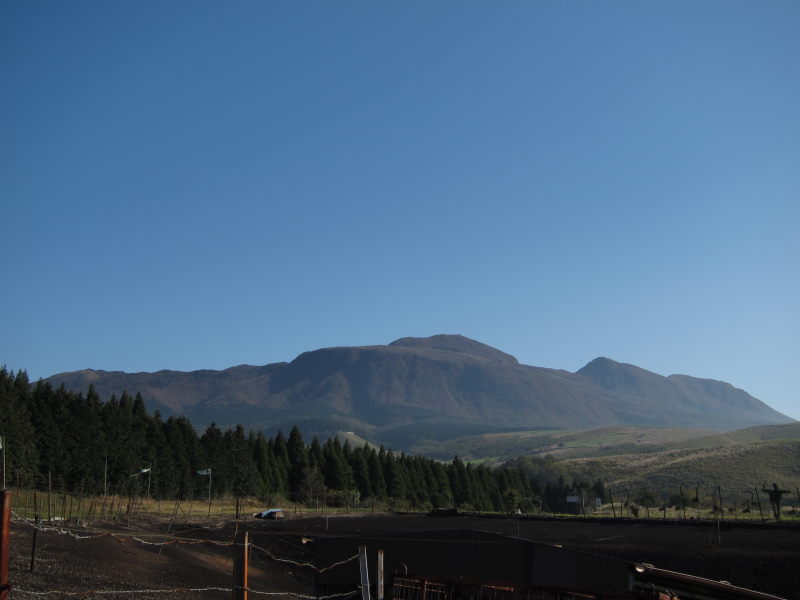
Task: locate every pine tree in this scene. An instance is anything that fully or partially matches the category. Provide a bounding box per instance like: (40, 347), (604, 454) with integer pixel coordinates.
(252, 432), (275, 500)
(367, 450), (387, 501)
(229, 425), (259, 498)
(200, 423), (226, 496)
(349, 447), (372, 499)
(0, 368), (38, 486)
(287, 426), (309, 501)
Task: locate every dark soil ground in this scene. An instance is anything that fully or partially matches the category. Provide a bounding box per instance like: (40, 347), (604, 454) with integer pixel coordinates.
(8, 515), (316, 600)
(264, 512), (800, 599)
(7, 512), (800, 599)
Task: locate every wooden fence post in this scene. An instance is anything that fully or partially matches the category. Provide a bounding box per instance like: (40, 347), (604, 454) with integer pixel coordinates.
(679, 486), (686, 520)
(796, 488), (800, 520)
(754, 486), (765, 522)
(1, 491), (12, 600)
(233, 530), (249, 600)
(47, 472), (52, 523)
(377, 549), (384, 600)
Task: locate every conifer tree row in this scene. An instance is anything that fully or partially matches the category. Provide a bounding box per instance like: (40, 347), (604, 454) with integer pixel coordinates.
(0, 368), (539, 512)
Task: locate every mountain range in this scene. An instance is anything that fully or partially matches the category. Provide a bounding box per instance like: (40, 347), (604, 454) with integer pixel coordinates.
(45, 335), (793, 446)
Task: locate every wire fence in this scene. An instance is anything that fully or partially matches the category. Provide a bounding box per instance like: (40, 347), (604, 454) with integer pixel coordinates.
(13, 587), (362, 598)
(8, 511), (361, 599)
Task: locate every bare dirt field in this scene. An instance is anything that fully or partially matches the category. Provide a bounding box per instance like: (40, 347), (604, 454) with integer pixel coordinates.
(7, 516), (316, 600)
(7, 512), (800, 599)
(266, 512), (800, 599)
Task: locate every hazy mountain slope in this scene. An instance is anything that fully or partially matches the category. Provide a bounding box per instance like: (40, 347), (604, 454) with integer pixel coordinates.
(46, 363), (284, 417)
(577, 357), (790, 430)
(45, 335), (793, 440)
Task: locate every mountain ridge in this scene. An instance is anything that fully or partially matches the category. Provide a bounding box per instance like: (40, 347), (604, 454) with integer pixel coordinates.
(45, 335), (793, 444)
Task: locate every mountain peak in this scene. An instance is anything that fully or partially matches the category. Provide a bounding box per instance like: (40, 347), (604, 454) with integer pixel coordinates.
(578, 356), (648, 375)
(389, 334), (518, 365)
(579, 356), (619, 370)
(576, 357), (662, 392)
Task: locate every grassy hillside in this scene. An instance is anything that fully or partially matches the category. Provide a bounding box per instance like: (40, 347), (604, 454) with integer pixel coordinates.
(669, 422), (800, 450)
(564, 440), (800, 502)
(412, 426), (717, 463)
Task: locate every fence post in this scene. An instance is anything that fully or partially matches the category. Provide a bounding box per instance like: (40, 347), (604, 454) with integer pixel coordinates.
(1, 491), (11, 600)
(754, 486), (765, 522)
(30, 515), (39, 573)
(679, 486), (687, 520)
(233, 530), (249, 600)
(377, 549), (384, 600)
(358, 545), (371, 600)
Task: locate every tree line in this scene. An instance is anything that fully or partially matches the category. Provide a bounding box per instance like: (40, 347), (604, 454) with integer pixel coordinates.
(1, 368), (544, 512)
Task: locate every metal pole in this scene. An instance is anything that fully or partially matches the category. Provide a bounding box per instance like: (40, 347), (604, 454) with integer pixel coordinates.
(146, 466), (152, 501)
(233, 530), (249, 600)
(1, 437), (6, 491)
(358, 545), (371, 600)
(1, 491), (11, 600)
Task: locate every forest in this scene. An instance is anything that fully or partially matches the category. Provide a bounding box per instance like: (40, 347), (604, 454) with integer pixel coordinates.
(1, 367), (599, 513)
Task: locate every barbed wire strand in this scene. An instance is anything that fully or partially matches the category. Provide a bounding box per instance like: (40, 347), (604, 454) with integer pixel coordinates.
(12, 586), (233, 596)
(249, 544), (358, 573)
(13, 587), (360, 599)
(246, 589), (361, 599)
(12, 514), (234, 547)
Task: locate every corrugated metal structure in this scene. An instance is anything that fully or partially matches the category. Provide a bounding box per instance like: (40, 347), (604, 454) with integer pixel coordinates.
(314, 529), (785, 600)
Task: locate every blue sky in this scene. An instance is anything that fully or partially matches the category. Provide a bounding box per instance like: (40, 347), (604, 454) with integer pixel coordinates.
(3, 1), (798, 421)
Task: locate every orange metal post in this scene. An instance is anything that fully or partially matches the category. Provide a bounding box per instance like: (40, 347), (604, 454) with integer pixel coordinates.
(233, 530), (249, 600)
(0, 491), (11, 600)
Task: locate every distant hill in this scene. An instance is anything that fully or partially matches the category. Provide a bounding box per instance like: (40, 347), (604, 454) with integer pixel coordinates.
(45, 334), (793, 446)
(494, 423), (800, 501)
(563, 440), (800, 501)
(669, 422), (800, 450)
(411, 426), (721, 463)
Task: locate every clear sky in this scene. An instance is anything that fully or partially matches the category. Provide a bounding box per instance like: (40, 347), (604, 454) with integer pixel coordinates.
(3, 1), (798, 421)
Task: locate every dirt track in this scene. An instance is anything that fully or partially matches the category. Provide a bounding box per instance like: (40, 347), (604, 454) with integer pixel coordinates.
(8, 512), (800, 599)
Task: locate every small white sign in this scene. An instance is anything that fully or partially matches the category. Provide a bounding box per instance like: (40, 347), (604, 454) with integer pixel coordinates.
(566, 495), (580, 503)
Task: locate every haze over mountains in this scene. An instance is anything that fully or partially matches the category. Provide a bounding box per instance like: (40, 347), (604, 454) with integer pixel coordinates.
(45, 335), (792, 446)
